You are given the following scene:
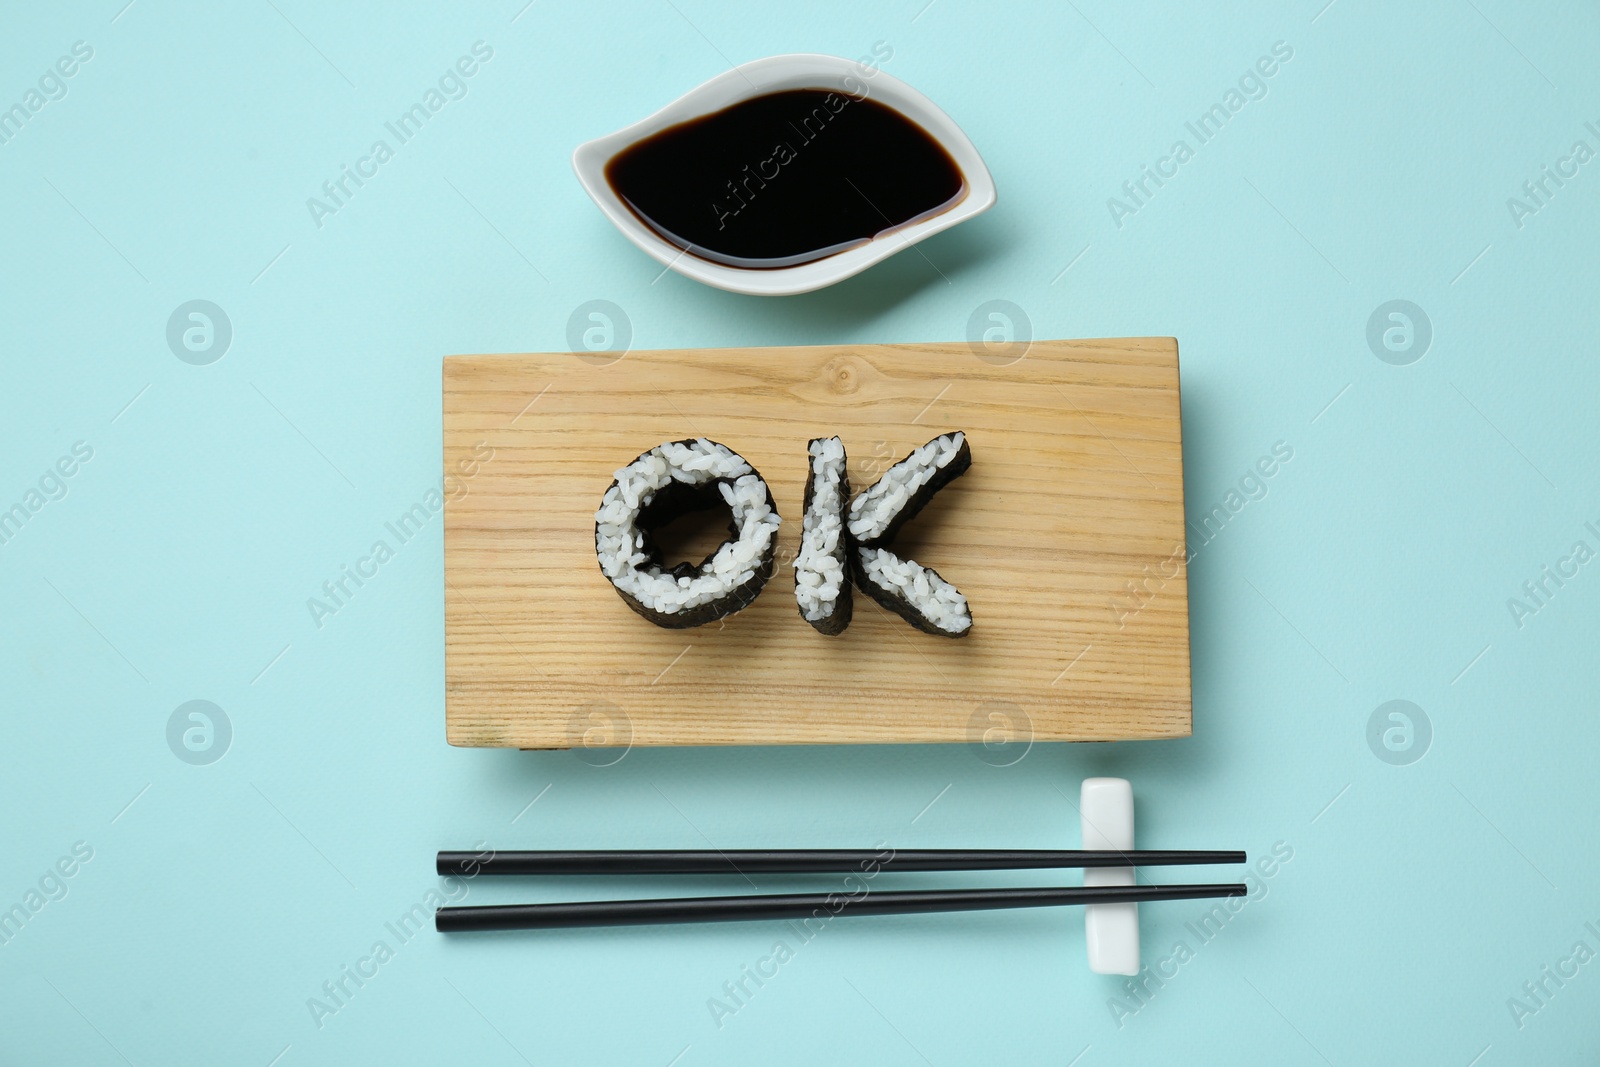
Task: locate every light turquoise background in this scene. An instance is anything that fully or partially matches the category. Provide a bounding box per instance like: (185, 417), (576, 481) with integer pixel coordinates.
(3, 1), (1598, 1063)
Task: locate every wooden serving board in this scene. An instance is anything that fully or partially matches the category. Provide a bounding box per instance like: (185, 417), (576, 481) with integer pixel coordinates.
(443, 340), (1190, 748)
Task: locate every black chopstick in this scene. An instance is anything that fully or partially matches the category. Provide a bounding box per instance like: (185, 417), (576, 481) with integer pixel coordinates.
(436, 849), (1245, 876)
(435, 883), (1247, 932)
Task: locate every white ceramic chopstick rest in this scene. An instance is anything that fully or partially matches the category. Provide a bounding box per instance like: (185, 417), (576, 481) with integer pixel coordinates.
(1081, 777), (1139, 975)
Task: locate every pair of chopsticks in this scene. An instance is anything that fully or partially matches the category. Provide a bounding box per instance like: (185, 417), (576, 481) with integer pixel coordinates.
(433, 849), (1247, 932)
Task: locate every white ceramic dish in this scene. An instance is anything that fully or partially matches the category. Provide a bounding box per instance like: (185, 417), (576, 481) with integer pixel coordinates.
(571, 53), (996, 297)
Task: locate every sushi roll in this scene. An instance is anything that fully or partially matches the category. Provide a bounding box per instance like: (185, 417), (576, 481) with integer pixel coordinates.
(793, 436), (852, 635)
(847, 431), (973, 637)
(847, 431), (971, 546)
(594, 438), (780, 628)
(853, 546), (972, 637)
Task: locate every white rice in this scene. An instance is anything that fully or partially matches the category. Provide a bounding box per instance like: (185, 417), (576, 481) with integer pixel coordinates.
(793, 437), (847, 621)
(858, 546), (971, 634)
(594, 439), (780, 615)
(847, 431), (965, 542)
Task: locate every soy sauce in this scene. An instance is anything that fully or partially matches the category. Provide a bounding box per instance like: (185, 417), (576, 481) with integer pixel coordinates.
(604, 89), (966, 270)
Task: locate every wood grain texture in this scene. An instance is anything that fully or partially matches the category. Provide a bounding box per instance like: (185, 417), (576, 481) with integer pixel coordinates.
(443, 340), (1190, 748)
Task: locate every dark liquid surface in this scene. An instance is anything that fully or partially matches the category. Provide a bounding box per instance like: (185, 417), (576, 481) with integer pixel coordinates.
(605, 89), (966, 269)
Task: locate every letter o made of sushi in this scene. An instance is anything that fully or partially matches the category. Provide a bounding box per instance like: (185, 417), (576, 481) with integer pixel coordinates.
(594, 438), (781, 628)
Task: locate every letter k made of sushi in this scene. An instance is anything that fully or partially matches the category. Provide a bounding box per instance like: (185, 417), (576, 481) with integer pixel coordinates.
(841, 432), (973, 638)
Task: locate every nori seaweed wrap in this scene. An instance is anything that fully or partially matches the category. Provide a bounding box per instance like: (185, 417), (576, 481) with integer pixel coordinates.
(594, 438), (780, 629)
(794, 436), (852, 635)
